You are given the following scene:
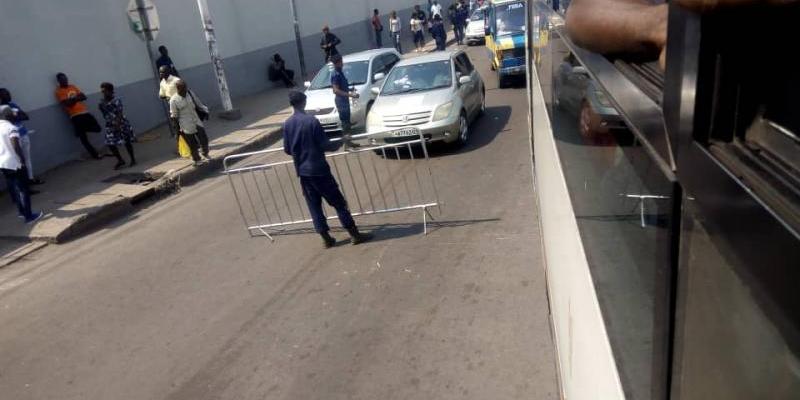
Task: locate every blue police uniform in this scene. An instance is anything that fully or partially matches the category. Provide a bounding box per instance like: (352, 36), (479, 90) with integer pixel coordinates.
(330, 68), (352, 133)
(282, 110), (356, 233)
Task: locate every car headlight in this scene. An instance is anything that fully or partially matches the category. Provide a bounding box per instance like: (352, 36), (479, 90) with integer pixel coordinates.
(432, 101), (454, 122)
(367, 110), (381, 127)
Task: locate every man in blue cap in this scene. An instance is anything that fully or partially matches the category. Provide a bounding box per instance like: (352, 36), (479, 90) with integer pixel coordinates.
(282, 90), (373, 248)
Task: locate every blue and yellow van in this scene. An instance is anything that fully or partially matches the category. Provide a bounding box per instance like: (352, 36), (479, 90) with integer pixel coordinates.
(485, 0), (527, 87)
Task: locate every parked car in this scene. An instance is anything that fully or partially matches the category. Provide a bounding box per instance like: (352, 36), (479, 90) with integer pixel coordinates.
(303, 48), (401, 134)
(365, 50), (485, 147)
(465, 7), (488, 45)
(553, 54), (626, 138)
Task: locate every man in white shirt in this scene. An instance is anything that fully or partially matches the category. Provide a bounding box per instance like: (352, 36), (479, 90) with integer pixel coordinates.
(158, 66), (180, 100)
(0, 105), (42, 223)
(169, 80), (210, 165)
(431, 1), (443, 18)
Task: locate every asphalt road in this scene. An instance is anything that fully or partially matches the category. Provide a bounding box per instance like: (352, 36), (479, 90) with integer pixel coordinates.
(0, 45), (558, 400)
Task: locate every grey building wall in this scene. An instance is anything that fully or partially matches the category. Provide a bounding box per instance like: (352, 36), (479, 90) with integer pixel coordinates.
(0, 0), (432, 176)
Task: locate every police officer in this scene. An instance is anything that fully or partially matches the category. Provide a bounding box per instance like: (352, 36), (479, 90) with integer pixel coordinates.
(282, 91), (373, 248)
(329, 54), (360, 149)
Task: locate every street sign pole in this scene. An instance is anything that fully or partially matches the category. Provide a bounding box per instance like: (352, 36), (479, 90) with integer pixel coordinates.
(287, 0), (307, 79)
(196, 0), (241, 120)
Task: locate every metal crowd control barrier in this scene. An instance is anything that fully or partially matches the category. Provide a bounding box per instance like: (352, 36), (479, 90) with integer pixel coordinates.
(222, 130), (441, 241)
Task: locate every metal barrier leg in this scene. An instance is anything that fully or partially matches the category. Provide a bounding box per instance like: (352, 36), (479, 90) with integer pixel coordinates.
(257, 227), (275, 242)
(423, 206), (428, 235)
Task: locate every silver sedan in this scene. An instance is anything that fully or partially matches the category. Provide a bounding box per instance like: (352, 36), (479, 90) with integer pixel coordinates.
(365, 50), (485, 147)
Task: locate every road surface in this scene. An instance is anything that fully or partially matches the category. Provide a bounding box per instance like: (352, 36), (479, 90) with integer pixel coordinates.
(0, 45), (557, 400)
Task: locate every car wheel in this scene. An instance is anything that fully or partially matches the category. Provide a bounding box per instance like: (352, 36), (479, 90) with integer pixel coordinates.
(579, 100), (608, 140)
(455, 111), (470, 147)
(497, 72), (506, 89)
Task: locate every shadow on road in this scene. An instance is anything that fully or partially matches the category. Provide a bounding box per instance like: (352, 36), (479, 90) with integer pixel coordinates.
(380, 105), (512, 159)
(257, 217), (501, 242)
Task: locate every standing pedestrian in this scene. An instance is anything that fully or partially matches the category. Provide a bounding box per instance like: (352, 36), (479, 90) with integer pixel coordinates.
(156, 45), (179, 76)
(282, 91), (372, 248)
(54, 73), (102, 160)
(158, 65), (180, 101)
(0, 88), (43, 185)
(320, 25), (341, 63)
(389, 11), (403, 53)
(410, 8), (425, 52)
(329, 54), (360, 149)
(448, 4), (460, 45)
(268, 54), (296, 88)
(372, 9), (384, 48)
(431, 1), (443, 18)
(98, 83), (136, 170)
(412, 5), (428, 44)
(158, 65), (186, 156)
(455, 1), (469, 45)
(432, 15), (447, 51)
(0, 106), (43, 224)
(169, 80), (211, 166)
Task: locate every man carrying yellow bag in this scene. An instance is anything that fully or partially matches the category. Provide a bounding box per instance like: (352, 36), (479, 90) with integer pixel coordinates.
(157, 66), (192, 158)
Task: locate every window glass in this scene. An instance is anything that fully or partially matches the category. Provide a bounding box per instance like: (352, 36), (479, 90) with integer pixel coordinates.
(309, 61), (369, 89)
(454, 56), (470, 77)
(382, 61), (453, 95)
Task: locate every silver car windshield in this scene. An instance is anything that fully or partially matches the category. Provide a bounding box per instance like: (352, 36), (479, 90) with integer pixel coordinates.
(309, 61), (369, 90)
(381, 61), (452, 96)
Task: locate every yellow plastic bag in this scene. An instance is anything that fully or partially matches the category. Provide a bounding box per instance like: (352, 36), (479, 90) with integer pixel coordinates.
(177, 135), (192, 158)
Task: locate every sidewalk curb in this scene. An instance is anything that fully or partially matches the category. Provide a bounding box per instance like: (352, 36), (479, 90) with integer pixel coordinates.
(0, 241), (49, 269)
(48, 126), (284, 244)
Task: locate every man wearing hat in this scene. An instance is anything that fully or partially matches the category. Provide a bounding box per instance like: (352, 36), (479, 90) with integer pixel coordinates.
(282, 91), (373, 248)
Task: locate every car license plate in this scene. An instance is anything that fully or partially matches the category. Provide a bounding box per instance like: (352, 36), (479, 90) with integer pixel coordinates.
(391, 128), (420, 137)
(319, 117), (338, 125)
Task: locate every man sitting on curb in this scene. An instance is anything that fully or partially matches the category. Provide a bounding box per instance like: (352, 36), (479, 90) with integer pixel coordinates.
(282, 91), (373, 248)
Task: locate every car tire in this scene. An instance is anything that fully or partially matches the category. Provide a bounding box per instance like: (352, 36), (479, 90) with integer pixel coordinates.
(454, 111), (470, 148)
(579, 99), (609, 140)
(497, 71), (506, 89)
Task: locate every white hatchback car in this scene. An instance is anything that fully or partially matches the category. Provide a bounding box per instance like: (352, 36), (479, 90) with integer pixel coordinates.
(465, 7), (488, 45)
(303, 49), (401, 134)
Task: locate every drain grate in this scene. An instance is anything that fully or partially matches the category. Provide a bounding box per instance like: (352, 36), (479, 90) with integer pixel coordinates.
(101, 172), (166, 186)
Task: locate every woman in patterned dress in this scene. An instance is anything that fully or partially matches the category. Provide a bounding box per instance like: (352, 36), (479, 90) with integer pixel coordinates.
(99, 82), (136, 170)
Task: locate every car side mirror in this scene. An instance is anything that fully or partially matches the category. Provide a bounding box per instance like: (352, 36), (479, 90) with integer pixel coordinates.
(373, 72), (385, 82)
(371, 87), (381, 95)
(304, 81), (311, 89)
(458, 75), (472, 85)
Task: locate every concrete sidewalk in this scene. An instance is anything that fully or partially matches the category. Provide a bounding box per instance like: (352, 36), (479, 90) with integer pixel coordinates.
(0, 33), (455, 246)
(0, 88), (293, 244)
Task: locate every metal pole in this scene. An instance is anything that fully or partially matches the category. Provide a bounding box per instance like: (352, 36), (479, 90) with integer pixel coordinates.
(195, 0), (241, 119)
(287, 0), (307, 79)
